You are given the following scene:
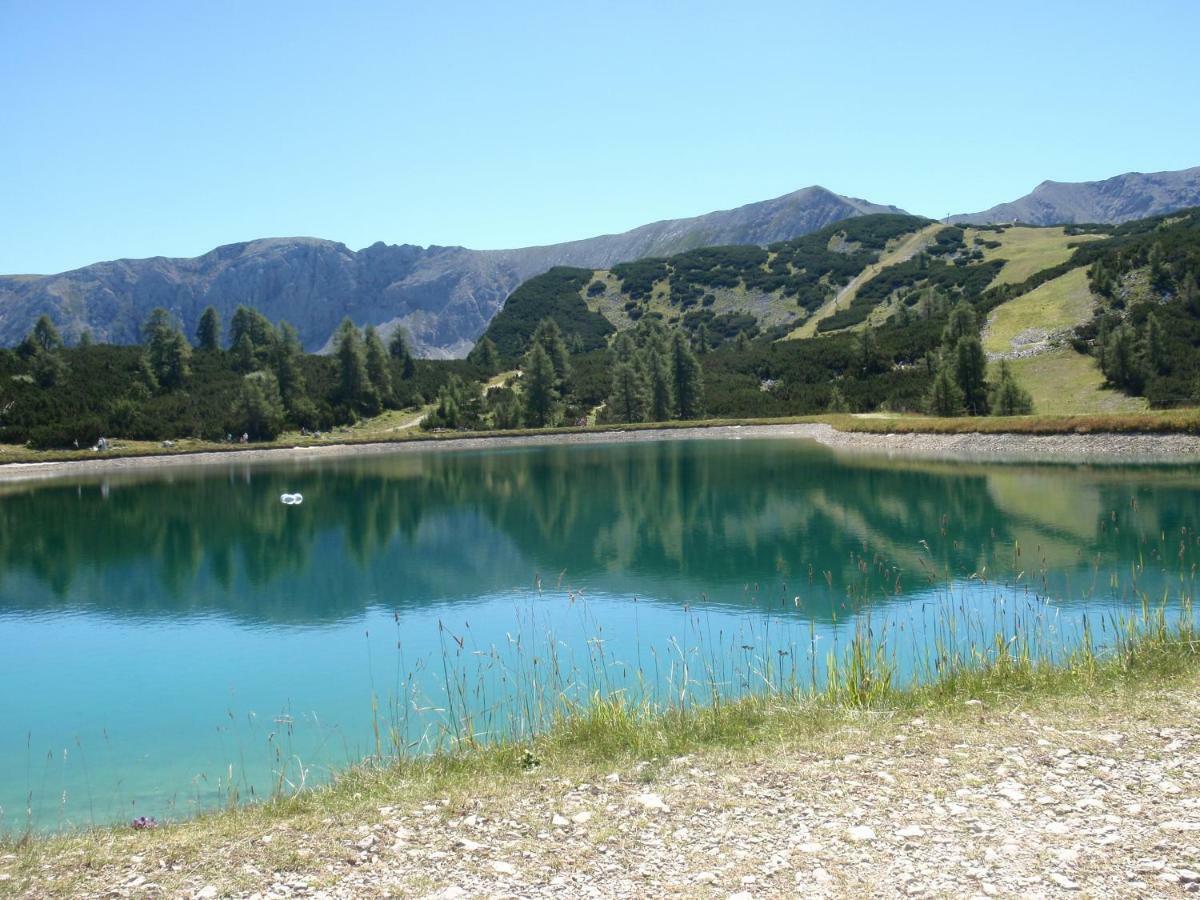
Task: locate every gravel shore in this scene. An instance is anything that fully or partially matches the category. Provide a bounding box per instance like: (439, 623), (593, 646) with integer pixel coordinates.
(6, 675), (1198, 898)
(2, 423), (1200, 483)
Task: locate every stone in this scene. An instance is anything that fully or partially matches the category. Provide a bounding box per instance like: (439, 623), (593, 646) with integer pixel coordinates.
(491, 860), (516, 875)
(1160, 821), (1200, 832)
(571, 811), (593, 825)
(845, 825), (876, 843)
(1049, 873), (1079, 890)
(196, 888), (218, 900)
(635, 793), (670, 812)
(551, 814), (569, 827)
(895, 825), (924, 839)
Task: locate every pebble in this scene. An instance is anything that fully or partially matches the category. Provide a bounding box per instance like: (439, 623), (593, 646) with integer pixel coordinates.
(635, 793), (670, 812)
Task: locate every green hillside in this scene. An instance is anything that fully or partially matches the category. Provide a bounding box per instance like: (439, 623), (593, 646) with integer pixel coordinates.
(472, 207), (1200, 425)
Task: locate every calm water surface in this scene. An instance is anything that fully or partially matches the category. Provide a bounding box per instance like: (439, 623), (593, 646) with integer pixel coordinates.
(2, 436), (1198, 831)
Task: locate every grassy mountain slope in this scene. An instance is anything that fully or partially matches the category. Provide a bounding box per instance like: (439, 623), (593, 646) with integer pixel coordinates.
(478, 215), (934, 360)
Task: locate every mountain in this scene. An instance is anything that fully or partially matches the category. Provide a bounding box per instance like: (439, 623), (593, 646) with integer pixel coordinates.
(950, 166), (1200, 226)
(0, 187), (903, 358)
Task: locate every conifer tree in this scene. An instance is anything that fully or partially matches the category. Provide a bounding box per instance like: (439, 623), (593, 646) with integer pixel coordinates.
(671, 330), (703, 419)
(334, 318), (379, 416)
(522, 341), (560, 427)
(989, 360), (1034, 416)
(943, 301), (977, 345)
(953, 336), (989, 415)
(232, 370), (286, 440)
(532, 318), (571, 388)
(31, 315), (64, 353)
(389, 326), (416, 378)
(196, 306), (221, 351)
(927, 356), (965, 416)
(645, 345), (674, 421)
(363, 325), (394, 405)
(606, 358), (650, 423)
(472, 336), (501, 375)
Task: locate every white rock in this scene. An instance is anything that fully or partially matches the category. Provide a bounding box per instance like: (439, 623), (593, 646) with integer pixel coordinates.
(196, 888), (218, 900)
(551, 813), (569, 827)
(795, 841), (822, 853)
(694, 871), (718, 884)
(1160, 821), (1200, 831)
(728, 892), (753, 900)
(491, 860), (516, 875)
(845, 825), (876, 843)
(438, 888), (467, 900)
(895, 825), (924, 839)
(571, 810), (593, 824)
(1044, 822), (1072, 835)
(635, 792), (670, 812)
(455, 838), (481, 852)
(1049, 873), (1079, 890)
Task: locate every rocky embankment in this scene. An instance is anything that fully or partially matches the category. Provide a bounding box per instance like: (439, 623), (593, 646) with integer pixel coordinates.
(5, 676), (1199, 898)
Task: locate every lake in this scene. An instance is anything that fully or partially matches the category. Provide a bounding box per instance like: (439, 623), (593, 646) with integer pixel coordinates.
(1, 435), (1197, 832)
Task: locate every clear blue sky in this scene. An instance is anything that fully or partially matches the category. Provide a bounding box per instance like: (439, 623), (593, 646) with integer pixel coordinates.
(2, 0), (1198, 274)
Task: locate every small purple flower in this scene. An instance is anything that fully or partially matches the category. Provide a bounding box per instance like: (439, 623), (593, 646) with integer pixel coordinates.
(130, 815), (158, 830)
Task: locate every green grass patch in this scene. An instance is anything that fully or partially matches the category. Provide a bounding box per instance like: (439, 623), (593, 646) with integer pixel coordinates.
(970, 226), (1107, 287)
(983, 266), (1096, 355)
(1003, 347), (1148, 416)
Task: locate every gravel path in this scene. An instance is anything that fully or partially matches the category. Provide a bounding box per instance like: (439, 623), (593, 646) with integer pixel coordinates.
(7, 678), (1199, 898)
(2, 423), (1200, 484)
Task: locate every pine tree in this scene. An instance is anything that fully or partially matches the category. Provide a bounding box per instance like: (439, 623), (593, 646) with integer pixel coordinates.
(989, 360), (1034, 416)
(943, 301), (977, 345)
(645, 346), (674, 421)
(363, 325), (394, 406)
(953, 336), (989, 415)
(196, 306), (221, 351)
(927, 356), (965, 416)
(232, 371), (286, 440)
(606, 358), (649, 423)
(827, 384), (849, 413)
(671, 330), (703, 419)
(1100, 322), (1142, 392)
(335, 318), (379, 416)
(77, 329), (93, 348)
(532, 318), (571, 387)
(522, 341), (560, 427)
(233, 333), (256, 374)
(1142, 313), (1167, 376)
(142, 308), (191, 389)
(274, 322), (317, 426)
(472, 336), (501, 374)
(31, 315), (64, 353)
(389, 327), (416, 378)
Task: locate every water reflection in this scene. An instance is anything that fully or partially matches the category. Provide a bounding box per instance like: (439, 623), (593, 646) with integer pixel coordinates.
(2, 440), (1200, 625)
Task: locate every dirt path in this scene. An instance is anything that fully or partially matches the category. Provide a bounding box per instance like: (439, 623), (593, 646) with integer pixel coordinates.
(7, 676), (1199, 898)
(788, 223), (943, 340)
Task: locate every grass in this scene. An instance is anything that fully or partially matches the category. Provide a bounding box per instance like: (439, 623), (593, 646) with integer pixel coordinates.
(969, 226), (1108, 287)
(1003, 347), (1148, 416)
(983, 266), (1096, 355)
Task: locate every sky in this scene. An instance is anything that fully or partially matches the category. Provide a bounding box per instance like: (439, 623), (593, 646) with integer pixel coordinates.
(2, 0), (1198, 275)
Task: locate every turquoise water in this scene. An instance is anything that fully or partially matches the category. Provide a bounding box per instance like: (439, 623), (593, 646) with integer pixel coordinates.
(1, 437), (1198, 832)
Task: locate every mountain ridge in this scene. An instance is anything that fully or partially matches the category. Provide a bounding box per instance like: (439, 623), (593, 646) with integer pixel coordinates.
(949, 166), (1200, 226)
(0, 186), (901, 358)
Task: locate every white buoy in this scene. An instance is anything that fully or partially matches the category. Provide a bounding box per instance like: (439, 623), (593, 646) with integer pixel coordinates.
(280, 493), (304, 506)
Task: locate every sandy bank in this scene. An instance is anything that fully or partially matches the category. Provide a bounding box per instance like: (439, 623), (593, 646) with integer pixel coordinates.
(1, 423), (1199, 483)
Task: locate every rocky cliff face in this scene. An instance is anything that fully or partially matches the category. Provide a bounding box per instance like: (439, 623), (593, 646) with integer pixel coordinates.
(0, 187), (901, 357)
(950, 166), (1200, 226)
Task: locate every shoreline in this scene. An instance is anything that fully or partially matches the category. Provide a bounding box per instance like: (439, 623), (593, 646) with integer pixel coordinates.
(3, 422), (1200, 482)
